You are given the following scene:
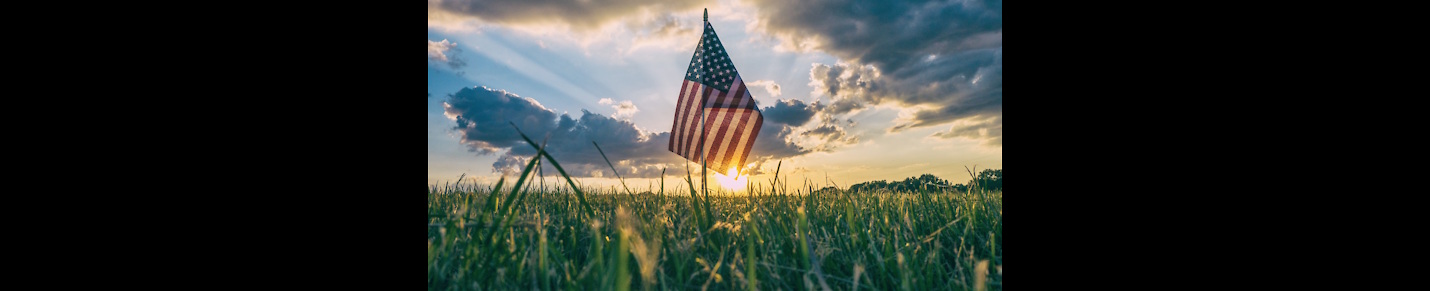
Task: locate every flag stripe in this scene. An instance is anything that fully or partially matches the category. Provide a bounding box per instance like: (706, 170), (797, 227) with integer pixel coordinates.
(672, 82), (689, 155)
(691, 86), (716, 159)
(677, 82), (704, 157)
(733, 113), (763, 173)
(669, 21), (764, 174)
(700, 106), (722, 167)
(704, 82), (742, 170)
(669, 80), (690, 152)
(710, 79), (749, 170)
(706, 107), (732, 171)
(718, 88), (753, 169)
(727, 79), (752, 166)
(684, 86), (715, 159)
(675, 80), (701, 155)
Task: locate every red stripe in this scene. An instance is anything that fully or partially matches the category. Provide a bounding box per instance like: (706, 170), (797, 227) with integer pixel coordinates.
(701, 106), (718, 166)
(677, 82), (702, 157)
(677, 81), (700, 155)
(699, 85), (736, 171)
(706, 107), (734, 172)
(707, 81), (747, 170)
(688, 85), (714, 159)
(669, 80), (689, 152)
(719, 95), (753, 169)
(736, 114), (763, 172)
(701, 91), (732, 171)
(703, 85), (737, 163)
(733, 86), (754, 168)
(684, 86), (715, 159)
(709, 82), (735, 109)
(733, 76), (756, 110)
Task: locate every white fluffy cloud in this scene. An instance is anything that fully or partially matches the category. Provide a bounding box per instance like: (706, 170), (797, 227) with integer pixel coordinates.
(427, 39), (467, 70)
(600, 98), (641, 119)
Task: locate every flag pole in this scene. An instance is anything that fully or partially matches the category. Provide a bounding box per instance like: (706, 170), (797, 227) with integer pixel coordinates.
(699, 8), (709, 199)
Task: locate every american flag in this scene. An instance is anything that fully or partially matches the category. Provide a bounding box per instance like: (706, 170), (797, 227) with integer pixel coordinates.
(669, 18), (764, 175)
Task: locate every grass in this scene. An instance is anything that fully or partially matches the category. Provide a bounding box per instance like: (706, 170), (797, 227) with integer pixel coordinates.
(429, 130), (1002, 290)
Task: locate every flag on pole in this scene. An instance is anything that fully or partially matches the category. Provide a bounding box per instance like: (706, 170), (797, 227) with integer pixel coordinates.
(668, 13), (764, 175)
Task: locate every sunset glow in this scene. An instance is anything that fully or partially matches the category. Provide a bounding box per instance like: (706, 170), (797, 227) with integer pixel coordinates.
(427, 0), (1001, 190)
(714, 167), (748, 191)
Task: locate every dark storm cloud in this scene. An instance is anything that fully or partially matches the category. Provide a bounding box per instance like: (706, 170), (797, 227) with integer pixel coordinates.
(748, 120), (810, 161)
(445, 86), (682, 178)
(430, 0), (711, 29)
(495, 110), (687, 178)
(807, 49), (1001, 136)
(445, 86), (811, 178)
(751, 0), (1002, 144)
(444, 86), (562, 155)
(761, 99), (820, 126)
(750, 0), (1001, 74)
(754, 98), (860, 156)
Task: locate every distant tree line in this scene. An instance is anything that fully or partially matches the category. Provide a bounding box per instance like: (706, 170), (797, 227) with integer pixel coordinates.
(846, 169), (1002, 194)
(971, 169), (1001, 193)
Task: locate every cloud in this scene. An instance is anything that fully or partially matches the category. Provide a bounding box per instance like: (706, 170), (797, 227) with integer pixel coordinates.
(624, 12), (704, 53)
(745, 80), (782, 98)
(754, 98), (862, 155)
(761, 99), (818, 126)
(429, 0), (720, 56)
(600, 98), (641, 119)
(427, 39), (468, 71)
(496, 110), (685, 178)
(748, 118), (811, 161)
(798, 114), (860, 151)
(445, 86), (809, 178)
(931, 116), (1001, 146)
(445, 86), (683, 178)
(749, 0), (1001, 74)
(429, 0), (711, 31)
(808, 50), (1001, 134)
(443, 86), (563, 155)
(822, 95), (865, 116)
(802, 122), (845, 142)
(750, 0), (1002, 145)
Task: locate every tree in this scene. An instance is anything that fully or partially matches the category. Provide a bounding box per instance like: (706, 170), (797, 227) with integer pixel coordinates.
(967, 169), (1002, 193)
(846, 173), (966, 193)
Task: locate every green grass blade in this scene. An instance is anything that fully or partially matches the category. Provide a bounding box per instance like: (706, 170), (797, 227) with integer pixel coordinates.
(510, 122), (595, 219)
(592, 141), (636, 199)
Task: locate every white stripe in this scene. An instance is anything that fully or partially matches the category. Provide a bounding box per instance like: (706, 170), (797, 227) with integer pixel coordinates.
(710, 78), (749, 170)
(673, 81), (696, 154)
(686, 87), (720, 162)
(700, 83), (737, 167)
(677, 82), (703, 157)
(707, 108), (731, 171)
(684, 86), (710, 159)
(671, 82), (687, 153)
(705, 86), (737, 167)
(695, 86), (731, 166)
(727, 108), (761, 173)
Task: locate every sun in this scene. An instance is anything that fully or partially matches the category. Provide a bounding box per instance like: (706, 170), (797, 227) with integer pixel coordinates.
(714, 167), (748, 191)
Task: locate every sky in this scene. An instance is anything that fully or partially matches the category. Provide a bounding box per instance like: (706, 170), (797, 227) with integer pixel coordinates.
(428, 0), (1002, 193)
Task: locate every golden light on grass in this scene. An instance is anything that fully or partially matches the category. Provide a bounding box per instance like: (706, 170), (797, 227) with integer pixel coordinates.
(714, 167), (748, 191)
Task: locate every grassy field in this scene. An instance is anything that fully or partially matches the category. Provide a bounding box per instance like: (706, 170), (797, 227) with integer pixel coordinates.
(428, 129), (1001, 290)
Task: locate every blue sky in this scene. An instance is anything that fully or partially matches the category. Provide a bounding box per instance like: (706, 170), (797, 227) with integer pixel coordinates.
(428, 0), (1002, 191)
